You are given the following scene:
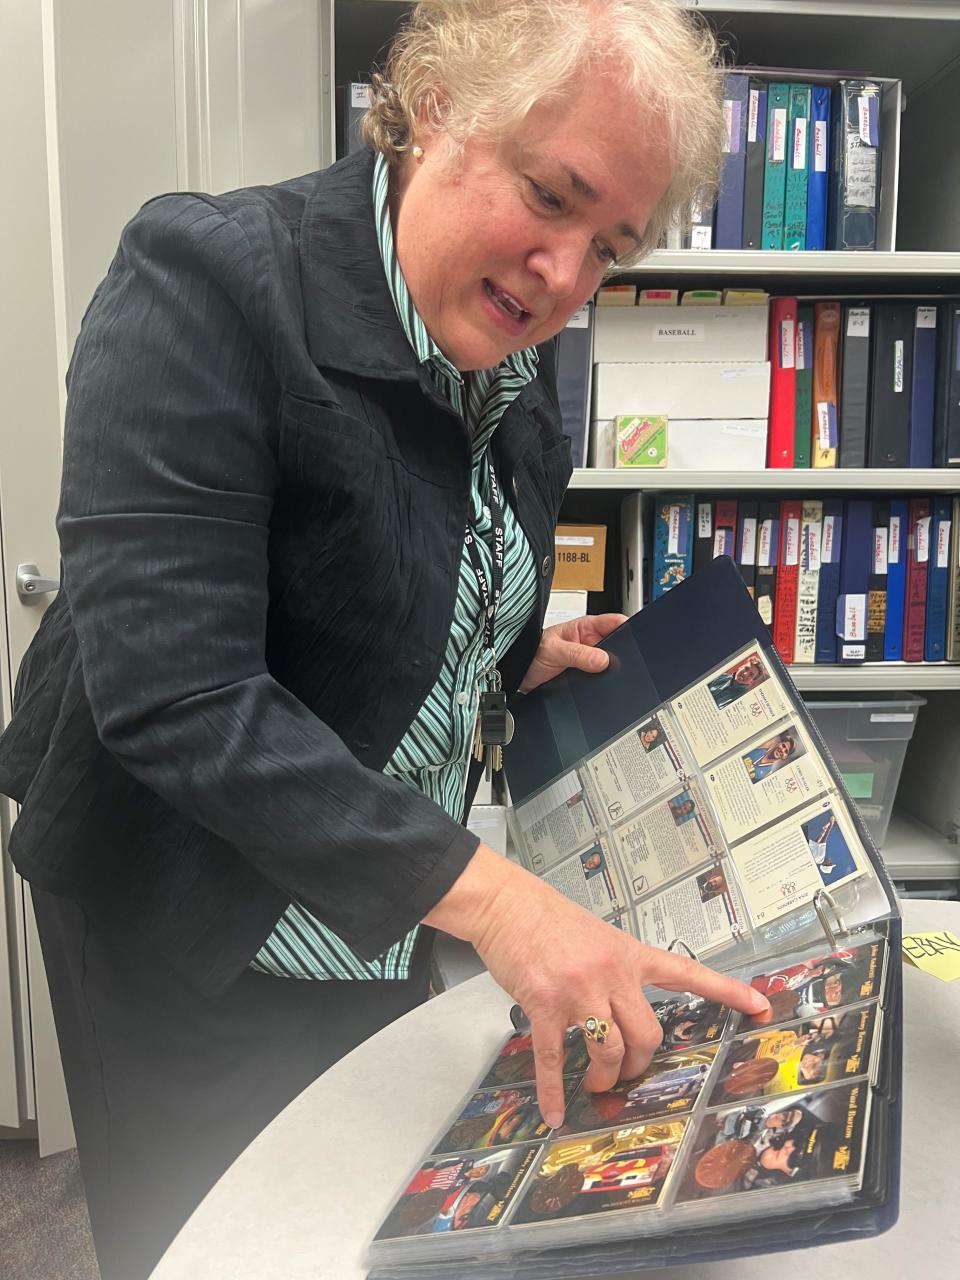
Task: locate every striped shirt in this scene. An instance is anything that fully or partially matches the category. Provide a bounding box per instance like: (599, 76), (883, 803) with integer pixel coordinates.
(250, 152), (540, 980)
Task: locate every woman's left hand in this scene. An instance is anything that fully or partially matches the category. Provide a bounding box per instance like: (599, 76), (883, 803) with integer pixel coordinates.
(519, 613), (628, 695)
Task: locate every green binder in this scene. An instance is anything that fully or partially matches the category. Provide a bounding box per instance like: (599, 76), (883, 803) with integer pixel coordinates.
(761, 83), (790, 250)
(784, 83), (812, 250)
(794, 304), (814, 467)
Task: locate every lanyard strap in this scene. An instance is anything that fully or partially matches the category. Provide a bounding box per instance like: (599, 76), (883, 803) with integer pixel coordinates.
(463, 459), (505, 658)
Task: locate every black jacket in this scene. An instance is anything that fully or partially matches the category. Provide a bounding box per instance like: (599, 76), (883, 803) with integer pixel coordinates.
(0, 149), (572, 996)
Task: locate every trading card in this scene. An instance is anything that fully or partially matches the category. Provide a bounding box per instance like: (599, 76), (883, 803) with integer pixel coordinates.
(433, 1081), (576, 1155)
(675, 1081), (870, 1203)
(583, 712), (690, 826)
(511, 770), (600, 874)
(707, 1003), (879, 1107)
(669, 647), (792, 768)
(511, 1119), (687, 1224)
(648, 993), (732, 1053)
(375, 1146), (539, 1240)
(740, 938), (886, 1031)
(477, 1027), (589, 1091)
(610, 782), (721, 902)
(558, 1047), (719, 1135)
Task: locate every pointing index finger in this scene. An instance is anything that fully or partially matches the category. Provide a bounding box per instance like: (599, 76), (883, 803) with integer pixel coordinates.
(642, 949), (769, 1016)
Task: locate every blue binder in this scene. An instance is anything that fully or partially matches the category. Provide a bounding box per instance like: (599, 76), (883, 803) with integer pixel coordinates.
(716, 73), (749, 249)
(836, 499), (872, 664)
(814, 498), (844, 663)
(909, 306), (937, 467)
(805, 85), (830, 250)
(925, 495), (952, 660)
(883, 498), (909, 660)
(651, 496), (693, 601)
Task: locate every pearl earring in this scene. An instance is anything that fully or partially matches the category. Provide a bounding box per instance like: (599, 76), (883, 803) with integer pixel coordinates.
(412, 145), (425, 163)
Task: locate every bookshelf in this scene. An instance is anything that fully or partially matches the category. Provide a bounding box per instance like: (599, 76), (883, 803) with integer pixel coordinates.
(570, 469), (960, 492)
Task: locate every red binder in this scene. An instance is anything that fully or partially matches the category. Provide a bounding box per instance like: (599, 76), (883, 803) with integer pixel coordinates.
(773, 498), (802, 663)
(767, 297), (797, 467)
(713, 500), (738, 560)
(903, 496), (931, 662)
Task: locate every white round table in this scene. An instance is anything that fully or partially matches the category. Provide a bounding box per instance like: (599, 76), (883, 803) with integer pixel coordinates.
(151, 899), (960, 1280)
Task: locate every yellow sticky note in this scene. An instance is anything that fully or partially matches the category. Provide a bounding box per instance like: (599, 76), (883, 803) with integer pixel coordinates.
(901, 931), (960, 982)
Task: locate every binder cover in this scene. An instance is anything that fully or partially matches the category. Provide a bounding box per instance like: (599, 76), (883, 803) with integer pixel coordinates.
(768, 297), (797, 467)
(812, 302), (840, 468)
(805, 85), (831, 250)
(713, 499), (738, 563)
(755, 500), (781, 632)
(737, 499), (759, 599)
(793, 306), (814, 468)
(743, 80), (768, 251)
(836, 499), (872, 664)
(815, 499), (844, 664)
(883, 498), (909, 661)
(909, 306), (937, 468)
(339, 81), (371, 158)
(903, 497), (931, 663)
(555, 303), (594, 466)
(828, 80), (882, 250)
(651, 496), (694, 601)
(793, 499), (823, 664)
(865, 502), (890, 663)
(783, 83), (812, 250)
(686, 190), (715, 251)
(773, 498), (802, 665)
(839, 304), (871, 468)
(868, 303), (914, 468)
(693, 500), (714, 579)
(924, 495), (952, 661)
(761, 84), (790, 250)
(948, 496), (960, 661)
(716, 73), (749, 249)
(934, 302), (960, 467)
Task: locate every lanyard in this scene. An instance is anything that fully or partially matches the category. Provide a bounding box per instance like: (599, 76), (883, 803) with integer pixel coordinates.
(463, 458), (505, 662)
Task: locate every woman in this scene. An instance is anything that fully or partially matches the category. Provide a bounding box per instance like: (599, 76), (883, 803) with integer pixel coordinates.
(0, 1), (766, 1274)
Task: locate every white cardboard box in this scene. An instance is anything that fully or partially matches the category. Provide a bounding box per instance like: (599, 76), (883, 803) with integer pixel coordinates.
(466, 804), (508, 853)
(595, 305), (769, 363)
(592, 417), (769, 469)
(593, 361), (771, 423)
(544, 589), (588, 628)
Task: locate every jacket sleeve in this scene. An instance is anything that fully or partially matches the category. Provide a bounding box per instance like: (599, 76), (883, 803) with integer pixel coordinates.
(57, 193), (480, 961)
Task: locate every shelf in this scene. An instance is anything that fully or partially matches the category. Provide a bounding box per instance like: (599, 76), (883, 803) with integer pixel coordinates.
(625, 251), (960, 279)
(569, 469), (960, 492)
(882, 809), (960, 882)
(791, 665), (960, 692)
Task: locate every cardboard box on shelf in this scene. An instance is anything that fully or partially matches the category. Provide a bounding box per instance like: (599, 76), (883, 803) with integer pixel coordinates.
(544, 589), (589, 628)
(553, 524), (607, 591)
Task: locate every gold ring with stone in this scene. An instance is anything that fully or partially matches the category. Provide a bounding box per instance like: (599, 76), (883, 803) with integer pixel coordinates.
(582, 1016), (611, 1045)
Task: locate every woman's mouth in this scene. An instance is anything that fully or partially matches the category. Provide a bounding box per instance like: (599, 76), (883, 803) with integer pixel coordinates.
(482, 279), (532, 332)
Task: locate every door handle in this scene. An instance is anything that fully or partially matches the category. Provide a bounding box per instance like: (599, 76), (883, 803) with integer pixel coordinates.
(17, 563), (60, 603)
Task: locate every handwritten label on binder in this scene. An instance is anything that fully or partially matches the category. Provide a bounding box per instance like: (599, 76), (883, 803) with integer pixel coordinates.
(803, 522), (822, 572)
(784, 517), (800, 567)
(847, 308), (870, 338)
(917, 516), (931, 563)
(822, 515), (836, 563)
(796, 320), (810, 371)
(894, 340), (905, 393)
(748, 89), (760, 142)
(845, 136), (877, 208)
(758, 519), (774, 567)
(842, 595), (866, 642)
(792, 117), (807, 169)
(740, 518), (757, 566)
(566, 305), (590, 329)
(938, 520), (952, 569)
(888, 515), (901, 564)
(667, 505), (682, 555)
(857, 94), (879, 147)
(351, 83), (371, 109)
(723, 98), (742, 154)
(691, 225), (712, 250)
(917, 306), (937, 330)
(813, 120), (828, 172)
(816, 402), (838, 450)
(779, 320), (795, 370)
(770, 108), (787, 163)
(714, 528), (734, 559)
(873, 527), (888, 575)
(697, 503), (712, 539)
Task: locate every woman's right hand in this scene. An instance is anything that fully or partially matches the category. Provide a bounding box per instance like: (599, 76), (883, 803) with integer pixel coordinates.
(423, 844), (769, 1128)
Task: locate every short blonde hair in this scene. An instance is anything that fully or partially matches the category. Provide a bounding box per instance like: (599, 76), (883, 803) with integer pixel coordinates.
(361, 0), (725, 261)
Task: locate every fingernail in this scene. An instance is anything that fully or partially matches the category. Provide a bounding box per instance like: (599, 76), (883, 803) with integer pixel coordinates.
(591, 652), (607, 670)
(749, 989), (770, 1012)
(544, 1110), (563, 1129)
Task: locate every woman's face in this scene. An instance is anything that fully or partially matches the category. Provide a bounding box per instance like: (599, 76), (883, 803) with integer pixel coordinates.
(391, 72), (673, 371)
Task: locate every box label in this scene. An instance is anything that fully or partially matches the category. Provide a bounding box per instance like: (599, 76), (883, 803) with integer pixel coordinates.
(652, 321), (704, 344)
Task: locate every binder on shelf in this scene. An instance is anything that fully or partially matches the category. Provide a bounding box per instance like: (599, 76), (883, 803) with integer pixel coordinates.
(793, 499), (823, 664)
(828, 80), (882, 251)
(838, 303), (871, 468)
(743, 79), (768, 251)
(815, 498), (844, 664)
(685, 189), (715, 250)
(713, 499), (738, 562)
(773, 498), (802, 665)
(783, 82), (811, 251)
(755, 499), (781, 632)
(737, 499), (759, 599)
(767, 296), (797, 467)
(805, 84), (831, 250)
(620, 494), (646, 617)
(924, 495), (952, 662)
(934, 301), (960, 467)
(555, 302), (594, 467)
(883, 498), (909, 662)
(651, 495), (694, 601)
(868, 302), (914, 468)
(793, 305), (814, 468)
(865, 502), (889, 664)
(836, 499), (872, 664)
(947, 496), (960, 662)
(812, 301), (840, 468)
(909, 306), (937, 468)
(761, 83), (790, 250)
(903, 496), (931, 663)
(716, 73), (749, 249)
(692, 500), (714, 579)
(339, 81), (371, 158)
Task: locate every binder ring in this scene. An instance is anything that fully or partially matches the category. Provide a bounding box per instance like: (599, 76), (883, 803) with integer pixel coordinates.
(667, 938), (700, 964)
(813, 888), (847, 950)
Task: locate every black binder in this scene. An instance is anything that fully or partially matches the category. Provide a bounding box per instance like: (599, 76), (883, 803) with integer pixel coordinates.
(828, 80), (882, 250)
(934, 301), (960, 467)
(839, 303), (872, 467)
(868, 303), (914, 467)
(555, 303), (594, 466)
(742, 79), (767, 251)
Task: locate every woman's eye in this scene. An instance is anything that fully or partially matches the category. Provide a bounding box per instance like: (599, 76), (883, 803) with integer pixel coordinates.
(595, 242), (618, 265)
(529, 180), (562, 211)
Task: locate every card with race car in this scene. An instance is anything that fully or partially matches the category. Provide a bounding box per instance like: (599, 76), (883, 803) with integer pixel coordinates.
(477, 1027), (589, 1090)
(510, 1119), (689, 1224)
(433, 1081), (577, 1156)
(738, 938), (887, 1032)
(557, 1047), (720, 1135)
(649, 993), (733, 1053)
(707, 1002), (881, 1108)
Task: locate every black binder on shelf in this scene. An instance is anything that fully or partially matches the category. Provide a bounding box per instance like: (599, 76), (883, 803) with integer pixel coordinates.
(868, 303), (914, 468)
(865, 501), (890, 663)
(693, 500), (715, 578)
(338, 81), (371, 158)
(838, 303), (872, 467)
(742, 79), (767, 251)
(934, 301), (960, 467)
(555, 303), (594, 467)
(828, 80), (882, 251)
(369, 559), (902, 1279)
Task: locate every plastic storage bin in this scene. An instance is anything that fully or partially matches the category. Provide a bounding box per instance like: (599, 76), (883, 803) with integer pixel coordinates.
(803, 694), (926, 850)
